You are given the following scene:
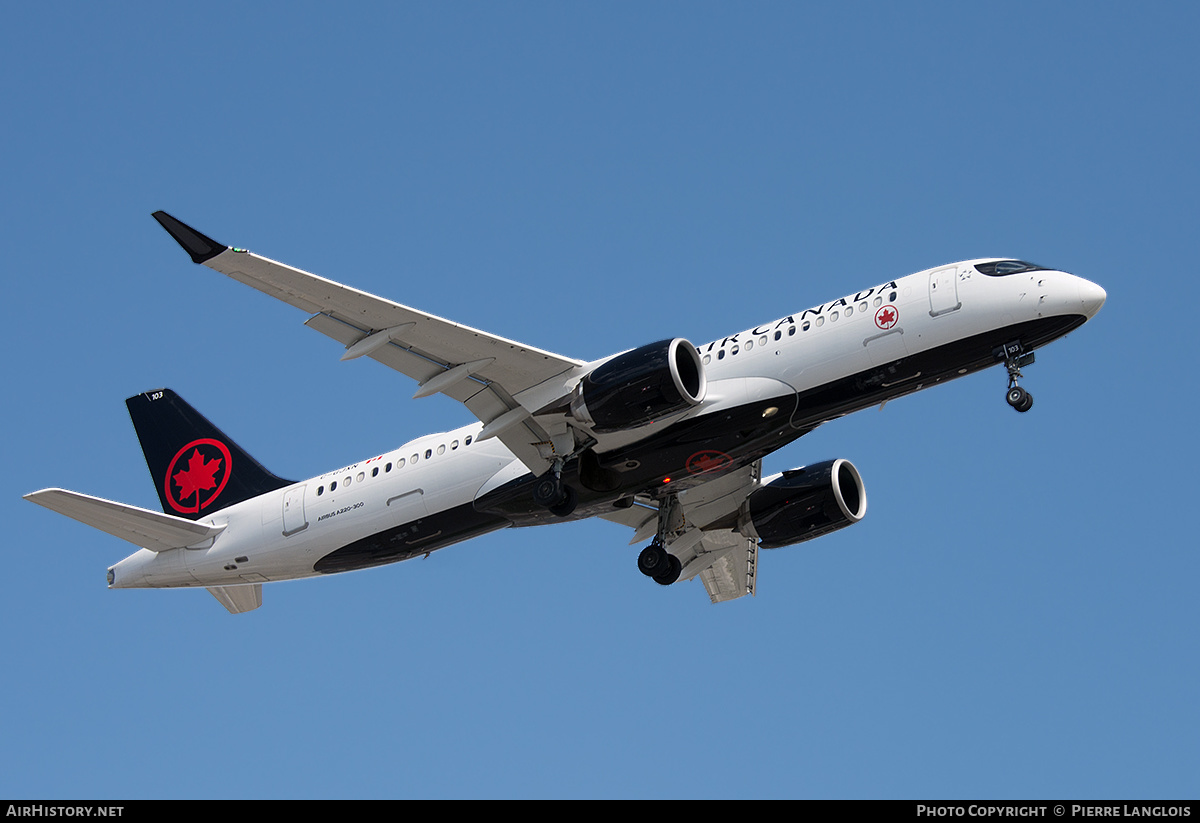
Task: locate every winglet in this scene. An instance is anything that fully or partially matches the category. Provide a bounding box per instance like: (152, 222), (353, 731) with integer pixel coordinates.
(152, 211), (227, 264)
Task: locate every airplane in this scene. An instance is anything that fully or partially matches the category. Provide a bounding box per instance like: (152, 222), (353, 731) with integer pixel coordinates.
(24, 212), (1107, 613)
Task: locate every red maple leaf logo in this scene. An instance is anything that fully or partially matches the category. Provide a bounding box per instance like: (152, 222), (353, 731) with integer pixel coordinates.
(163, 438), (233, 515)
(172, 448), (223, 504)
(875, 306), (898, 330)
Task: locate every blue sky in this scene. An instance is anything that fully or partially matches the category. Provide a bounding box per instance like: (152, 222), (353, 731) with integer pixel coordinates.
(2, 2), (1196, 799)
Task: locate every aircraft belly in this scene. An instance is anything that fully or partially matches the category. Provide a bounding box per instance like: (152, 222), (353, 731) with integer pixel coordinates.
(794, 313), (1086, 425)
(490, 313), (1087, 525)
(312, 502), (510, 574)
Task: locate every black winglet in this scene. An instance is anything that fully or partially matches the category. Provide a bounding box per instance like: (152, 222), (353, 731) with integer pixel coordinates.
(152, 211), (228, 264)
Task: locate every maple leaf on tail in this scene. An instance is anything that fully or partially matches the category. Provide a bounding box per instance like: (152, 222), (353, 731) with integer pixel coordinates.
(173, 448), (223, 509)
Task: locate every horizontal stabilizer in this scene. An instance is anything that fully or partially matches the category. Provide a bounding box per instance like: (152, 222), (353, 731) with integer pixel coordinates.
(208, 584), (262, 614)
(24, 488), (226, 552)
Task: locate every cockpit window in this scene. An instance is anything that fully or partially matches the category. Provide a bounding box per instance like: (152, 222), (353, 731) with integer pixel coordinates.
(975, 260), (1050, 277)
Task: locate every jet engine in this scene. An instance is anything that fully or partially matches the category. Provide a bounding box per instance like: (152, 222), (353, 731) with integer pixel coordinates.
(569, 338), (706, 433)
(741, 459), (867, 549)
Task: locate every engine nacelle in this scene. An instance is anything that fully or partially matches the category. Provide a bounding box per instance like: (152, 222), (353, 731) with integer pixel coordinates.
(741, 459), (867, 549)
(570, 338), (706, 433)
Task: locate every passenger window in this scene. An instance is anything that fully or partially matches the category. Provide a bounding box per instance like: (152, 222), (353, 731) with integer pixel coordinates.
(425, 449), (432, 459)
(437, 444), (446, 455)
(330, 481), (337, 491)
(372, 467), (379, 477)
(317, 486), (324, 496)
(397, 458), (405, 468)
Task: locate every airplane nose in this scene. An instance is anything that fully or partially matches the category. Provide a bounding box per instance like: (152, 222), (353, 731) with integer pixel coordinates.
(1079, 278), (1107, 318)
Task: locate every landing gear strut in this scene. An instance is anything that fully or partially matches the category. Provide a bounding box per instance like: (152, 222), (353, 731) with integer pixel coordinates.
(997, 341), (1035, 413)
(635, 494), (685, 586)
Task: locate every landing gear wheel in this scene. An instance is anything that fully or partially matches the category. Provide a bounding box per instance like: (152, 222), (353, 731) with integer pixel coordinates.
(533, 473), (577, 516)
(637, 543), (670, 577)
(653, 554), (682, 586)
(533, 475), (563, 507)
(548, 485), (577, 517)
(1006, 386), (1033, 413)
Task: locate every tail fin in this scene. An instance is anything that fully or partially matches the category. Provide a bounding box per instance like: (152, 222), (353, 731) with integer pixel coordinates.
(126, 389), (294, 520)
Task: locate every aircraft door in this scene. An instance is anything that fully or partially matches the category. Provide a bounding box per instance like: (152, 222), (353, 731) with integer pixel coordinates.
(282, 485), (309, 536)
(928, 266), (961, 316)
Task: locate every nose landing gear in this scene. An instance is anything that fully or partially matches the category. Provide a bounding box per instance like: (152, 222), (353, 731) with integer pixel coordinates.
(1006, 385), (1034, 413)
(996, 340), (1036, 413)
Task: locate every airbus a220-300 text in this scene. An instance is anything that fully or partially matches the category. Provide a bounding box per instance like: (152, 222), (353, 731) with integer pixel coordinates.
(25, 213), (1106, 612)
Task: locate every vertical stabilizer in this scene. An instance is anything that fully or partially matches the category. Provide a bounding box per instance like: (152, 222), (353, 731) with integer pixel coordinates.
(126, 389), (294, 520)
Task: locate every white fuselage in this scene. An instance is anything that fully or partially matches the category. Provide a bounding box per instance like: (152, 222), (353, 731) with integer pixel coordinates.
(109, 260), (1105, 590)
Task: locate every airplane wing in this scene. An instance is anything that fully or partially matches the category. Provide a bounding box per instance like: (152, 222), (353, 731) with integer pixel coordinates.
(599, 461), (761, 603)
(24, 488), (226, 552)
(152, 211), (587, 475)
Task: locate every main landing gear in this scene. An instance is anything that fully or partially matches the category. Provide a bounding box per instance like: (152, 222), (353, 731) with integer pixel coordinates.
(997, 340), (1036, 413)
(532, 463), (577, 517)
(638, 540), (682, 586)
(636, 494), (684, 586)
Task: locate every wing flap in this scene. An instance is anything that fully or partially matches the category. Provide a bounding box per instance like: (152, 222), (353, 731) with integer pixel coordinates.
(691, 530), (758, 603)
(25, 489), (226, 553)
